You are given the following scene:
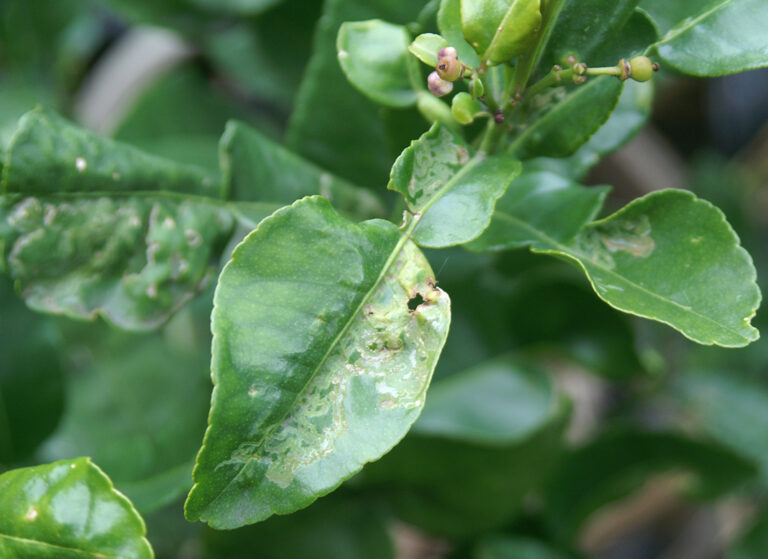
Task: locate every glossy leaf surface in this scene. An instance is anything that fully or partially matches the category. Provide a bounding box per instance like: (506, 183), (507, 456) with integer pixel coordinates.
(479, 189), (760, 347)
(509, 77), (623, 159)
(220, 120), (383, 218)
(469, 171), (609, 250)
(337, 20), (420, 108)
(0, 458), (153, 559)
(389, 123), (521, 247)
(461, 0), (542, 64)
(646, 0), (768, 76)
(0, 109), (235, 330)
(544, 429), (757, 541)
(186, 196), (450, 528)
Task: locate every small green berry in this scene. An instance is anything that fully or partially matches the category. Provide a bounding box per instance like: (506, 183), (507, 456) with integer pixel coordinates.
(451, 92), (484, 125)
(629, 56), (656, 82)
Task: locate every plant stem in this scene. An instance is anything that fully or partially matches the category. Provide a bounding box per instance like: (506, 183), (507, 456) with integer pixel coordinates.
(511, 0), (569, 97)
(524, 66), (575, 99)
(477, 118), (504, 154)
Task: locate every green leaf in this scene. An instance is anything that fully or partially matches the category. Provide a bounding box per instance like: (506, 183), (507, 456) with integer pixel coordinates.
(645, 0), (768, 76)
(544, 0), (656, 68)
(469, 171), (609, 251)
(437, 0), (481, 67)
(460, 0), (542, 64)
(409, 33), (450, 67)
(185, 196), (450, 528)
(475, 535), (573, 559)
(414, 357), (559, 444)
(0, 108), (235, 330)
(363, 362), (567, 536)
(220, 120), (384, 218)
(0, 457), (153, 558)
(544, 428), (758, 541)
(481, 189), (760, 347)
(38, 337), (211, 514)
(286, 0), (427, 186)
(388, 123), (522, 248)
(675, 371), (768, 486)
(525, 80), (654, 180)
(337, 20), (421, 108)
(509, 77), (624, 159)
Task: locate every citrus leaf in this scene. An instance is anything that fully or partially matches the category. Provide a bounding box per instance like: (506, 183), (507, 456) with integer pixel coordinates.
(0, 108), (235, 330)
(437, 0), (481, 67)
(509, 77), (623, 159)
(409, 33), (450, 67)
(645, 0), (768, 76)
(220, 120), (384, 218)
(461, 0), (542, 64)
(473, 188), (760, 346)
(337, 20), (421, 108)
(468, 171), (609, 251)
(388, 123), (521, 248)
(0, 457), (153, 559)
(185, 195), (450, 528)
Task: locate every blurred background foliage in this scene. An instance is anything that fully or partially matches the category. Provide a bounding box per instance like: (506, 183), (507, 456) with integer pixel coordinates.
(1, 0), (767, 558)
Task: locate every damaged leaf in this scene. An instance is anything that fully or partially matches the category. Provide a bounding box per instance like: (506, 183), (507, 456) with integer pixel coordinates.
(0, 108), (235, 330)
(185, 195), (450, 528)
(475, 189), (760, 347)
(388, 123), (521, 248)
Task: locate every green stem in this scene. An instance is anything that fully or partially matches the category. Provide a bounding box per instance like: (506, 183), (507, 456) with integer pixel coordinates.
(477, 118), (504, 155)
(479, 74), (499, 113)
(511, 0), (568, 97)
(524, 66), (575, 99)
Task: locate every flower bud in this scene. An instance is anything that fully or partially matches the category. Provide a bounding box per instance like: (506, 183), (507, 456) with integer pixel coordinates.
(428, 71), (453, 97)
(436, 49), (463, 81)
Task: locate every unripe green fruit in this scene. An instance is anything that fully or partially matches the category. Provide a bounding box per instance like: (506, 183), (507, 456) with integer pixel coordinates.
(629, 56), (656, 82)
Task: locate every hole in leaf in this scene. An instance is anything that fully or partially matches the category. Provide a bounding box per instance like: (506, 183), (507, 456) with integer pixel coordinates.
(407, 293), (425, 311)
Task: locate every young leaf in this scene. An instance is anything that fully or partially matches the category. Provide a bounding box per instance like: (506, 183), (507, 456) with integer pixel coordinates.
(337, 20), (421, 108)
(460, 0), (542, 64)
(0, 108), (235, 330)
(644, 0), (768, 76)
(388, 123), (522, 248)
(477, 188), (761, 347)
(509, 77), (623, 159)
(469, 171), (610, 250)
(0, 457), (153, 558)
(409, 33), (451, 67)
(220, 120), (384, 218)
(185, 196), (450, 529)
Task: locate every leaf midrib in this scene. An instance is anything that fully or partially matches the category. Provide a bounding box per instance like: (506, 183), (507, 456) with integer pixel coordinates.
(494, 210), (752, 343)
(657, 0), (733, 45)
(0, 532), (121, 559)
